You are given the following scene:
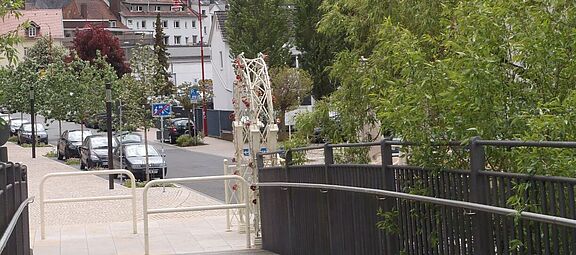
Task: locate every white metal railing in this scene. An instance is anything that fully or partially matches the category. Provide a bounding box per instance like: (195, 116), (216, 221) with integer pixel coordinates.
(39, 170), (137, 239)
(0, 196), (34, 253)
(143, 175), (251, 255)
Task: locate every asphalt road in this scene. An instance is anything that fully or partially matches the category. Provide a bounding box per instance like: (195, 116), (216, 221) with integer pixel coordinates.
(11, 113), (228, 202)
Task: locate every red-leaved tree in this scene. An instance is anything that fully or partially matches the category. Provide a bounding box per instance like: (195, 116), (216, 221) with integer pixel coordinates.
(71, 25), (131, 77)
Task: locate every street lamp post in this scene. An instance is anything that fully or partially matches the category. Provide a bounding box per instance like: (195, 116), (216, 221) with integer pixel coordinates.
(30, 84), (36, 158)
(106, 83), (114, 190)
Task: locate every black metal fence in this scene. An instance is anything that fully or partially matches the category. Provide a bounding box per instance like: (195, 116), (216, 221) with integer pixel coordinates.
(257, 139), (576, 255)
(0, 162), (31, 255)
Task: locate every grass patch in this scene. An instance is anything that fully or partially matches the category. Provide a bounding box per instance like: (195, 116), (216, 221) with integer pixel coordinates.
(44, 151), (57, 158)
(8, 136), (17, 142)
(122, 179), (176, 188)
(20, 143), (51, 148)
(65, 158), (80, 165)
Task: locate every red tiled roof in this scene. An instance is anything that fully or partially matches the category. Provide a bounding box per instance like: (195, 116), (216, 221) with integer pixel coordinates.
(62, 0), (117, 20)
(0, 9), (65, 38)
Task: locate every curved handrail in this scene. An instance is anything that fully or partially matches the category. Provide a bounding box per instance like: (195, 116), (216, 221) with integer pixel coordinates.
(0, 196), (34, 253)
(256, 182), (576, 228)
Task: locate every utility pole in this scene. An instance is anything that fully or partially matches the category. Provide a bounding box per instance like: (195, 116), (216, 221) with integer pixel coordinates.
(198, 0), (207, 136)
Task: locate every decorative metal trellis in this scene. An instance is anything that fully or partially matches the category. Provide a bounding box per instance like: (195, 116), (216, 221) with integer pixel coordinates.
(227, 52), (279, 243)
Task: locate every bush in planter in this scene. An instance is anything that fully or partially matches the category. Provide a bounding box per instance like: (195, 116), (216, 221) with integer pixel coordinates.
(176, 134), (205, 147)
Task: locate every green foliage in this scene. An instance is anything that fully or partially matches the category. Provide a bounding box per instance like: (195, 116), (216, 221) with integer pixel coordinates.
(281, 136), (308, 165)
(0, 0), (25, 66)
(301, 0), (576, 177)
(376, 208), (399, 234)
(270, 66), (313, 132)
(226, 0), (292, 67)
(176, 134), (205, 147)
(333, 147), (370, 164)
(44, 150), (57, 158)
(294, 0), (343, 99)
(153, 13), (173, 96)
(115, 45), (160, 131)
(7, 136), (17, 142)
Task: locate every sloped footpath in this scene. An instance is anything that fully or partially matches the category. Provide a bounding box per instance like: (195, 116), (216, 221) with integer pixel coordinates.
(5, 142), (259, 255)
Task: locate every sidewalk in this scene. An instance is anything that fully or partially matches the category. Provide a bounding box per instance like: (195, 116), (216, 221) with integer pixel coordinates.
(4, 142), (264, 255)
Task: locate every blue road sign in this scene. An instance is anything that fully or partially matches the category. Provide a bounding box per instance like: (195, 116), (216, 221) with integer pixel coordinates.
(152, 103), (172, 117)
(189, 88), (200, 103)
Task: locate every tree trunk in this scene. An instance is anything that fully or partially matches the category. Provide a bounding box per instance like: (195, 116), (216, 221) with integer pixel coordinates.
(278, 109), (286, 140)
(144, 125), (150, 182)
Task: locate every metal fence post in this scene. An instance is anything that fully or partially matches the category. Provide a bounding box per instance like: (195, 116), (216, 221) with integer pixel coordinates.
(324, 143), (334, 166)
(470, 137), (492, 255)
(380, 139), (399, 254)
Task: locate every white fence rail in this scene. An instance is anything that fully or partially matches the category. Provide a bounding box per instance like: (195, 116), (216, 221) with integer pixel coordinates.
(143, 175), (251, 255)
(39, 170), (137, 239)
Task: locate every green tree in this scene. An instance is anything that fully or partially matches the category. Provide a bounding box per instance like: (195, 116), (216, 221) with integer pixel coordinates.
(153, 13), (173, 96)
(305, 0), (576, 175)
(294, 0), (343, 99)
(115, 45), (160, 181)
(270, 66), (312, 135)
(0, 0), (25, 66)
(226, 0), (292, 67)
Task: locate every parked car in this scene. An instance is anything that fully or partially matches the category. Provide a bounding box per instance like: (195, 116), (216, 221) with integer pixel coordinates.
(9, 119), (29, 136)
(80, 134), (118, 170)
(112, 143), (167, 180)
(0, 106), (8, 114)
(0, 114), (9, 124)
(57, 130), (93, 160)
(167, 118), (195, 144)
(115, 131), (142, 145)
(17, 123), (48, 145)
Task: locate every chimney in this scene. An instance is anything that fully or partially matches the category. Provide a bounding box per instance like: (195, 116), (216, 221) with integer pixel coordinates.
(80, 3), (88, 18)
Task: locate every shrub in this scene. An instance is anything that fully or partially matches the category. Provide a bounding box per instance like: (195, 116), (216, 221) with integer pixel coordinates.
(44, 150), (57, 158)
(65, 158), (80, 165)
(176, 134), (205, 147)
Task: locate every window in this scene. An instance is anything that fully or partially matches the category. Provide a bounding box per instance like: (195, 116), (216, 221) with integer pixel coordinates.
(137, 6), (143, 11)
(220, 51), (223, 68)
(174, 36), (181, 45)
(184, 22), (187, 28)
(162, 20), (168, 28)
(28, 26), (37, 37)
(185, 37), (189, 44)
(109, 20), (116, 28)
(192, 21), (196, 28)
(127, 20), (133, 25)
(155, 6), (161, 11)
(163, 36), (169, 45)
(204, 26), (206, 34)
(192, 35), (197, 44)
(141, 20), (146, 28)
(174, 20), (180, 28)
(202, 10), (206, 15)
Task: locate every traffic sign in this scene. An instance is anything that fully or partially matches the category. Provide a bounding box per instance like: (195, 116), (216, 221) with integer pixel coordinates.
(152, 103), (172, 117)
(189, 88), (200, 104)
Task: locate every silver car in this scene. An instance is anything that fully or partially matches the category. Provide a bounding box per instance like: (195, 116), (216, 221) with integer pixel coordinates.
(10, 119), (30, 136)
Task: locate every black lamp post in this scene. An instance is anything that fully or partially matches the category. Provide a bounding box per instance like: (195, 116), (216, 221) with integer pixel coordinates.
(30, 84), (36, 158)
(106, 82), (114, 189)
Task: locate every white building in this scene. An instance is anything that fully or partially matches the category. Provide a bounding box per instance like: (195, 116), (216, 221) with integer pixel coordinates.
(116, 0), (205, 46)
(208, 10), (234, 111)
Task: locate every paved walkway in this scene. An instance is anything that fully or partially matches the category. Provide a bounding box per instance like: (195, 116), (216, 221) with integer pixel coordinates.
(4, 142), (269, 255)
